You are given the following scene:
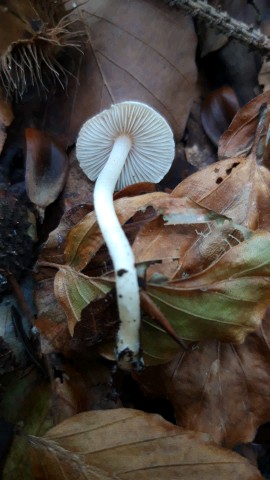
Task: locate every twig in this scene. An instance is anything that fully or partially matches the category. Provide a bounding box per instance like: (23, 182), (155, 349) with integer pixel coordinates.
(166, 0), (270, 54)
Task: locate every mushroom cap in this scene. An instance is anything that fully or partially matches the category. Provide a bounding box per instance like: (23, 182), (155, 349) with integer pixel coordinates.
(76, 101), (175, 190)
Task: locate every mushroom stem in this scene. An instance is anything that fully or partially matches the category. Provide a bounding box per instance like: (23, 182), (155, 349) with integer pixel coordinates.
(93, 135), (142, 369)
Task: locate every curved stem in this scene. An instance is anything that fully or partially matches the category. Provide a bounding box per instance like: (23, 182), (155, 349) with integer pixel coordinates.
(93, 135), (143, 370)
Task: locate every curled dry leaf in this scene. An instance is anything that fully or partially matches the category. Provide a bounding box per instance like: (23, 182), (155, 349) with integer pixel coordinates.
(60, 193), (270, 363)
(136, 310), (270, 448)
(25, 128), (69, 220)
(64, 192), (229, 271)
(218, 90), (270, 159)
(172, 152), (270, 231)
(29, 409), (263, 480)
(54, 266), (111, 335)
(173, 94), (270, 233)
(142, 229), (270, 363)
(201, 86), (239, 146)
(64, 192), (166, 270)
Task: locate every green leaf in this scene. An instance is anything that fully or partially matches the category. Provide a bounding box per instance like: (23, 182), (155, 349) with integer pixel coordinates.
(143, 230), (270, 362)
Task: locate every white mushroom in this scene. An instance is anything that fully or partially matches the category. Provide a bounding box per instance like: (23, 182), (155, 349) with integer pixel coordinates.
(76, 101), (175, 370)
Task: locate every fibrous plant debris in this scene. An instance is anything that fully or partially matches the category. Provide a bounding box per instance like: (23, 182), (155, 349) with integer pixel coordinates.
(0, 0), (84, 97)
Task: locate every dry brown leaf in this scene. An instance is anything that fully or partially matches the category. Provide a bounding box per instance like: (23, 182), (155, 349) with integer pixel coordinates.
(136, 310), (270, 448)
(172, 153), (270, 231)
(29, 409), (263, 479)
(54, 266), (111, 335)
(51, 361), (121, 425)
(60, 150), (95, 212)
(64, 192), (168, 271)
(25, 128), (69, 217)
(201, 86), (239, 146)
(65, 192), (228, 272)
(218, 91), (270, 159)
(63, 0), (198, 142)
(172, 96), (270, 232)
(34, 277), (71, 355)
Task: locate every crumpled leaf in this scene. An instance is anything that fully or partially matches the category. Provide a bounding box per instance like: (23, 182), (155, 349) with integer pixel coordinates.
(172, 153), (270, 232)
(139, 229), (270, 363)
(25, 128), (69, 219)
(218, 90), (270, 160)
(201, 86), (239, 146)
(29, 409), (263, 480)
(65, 192), (229, 271)
(63, 193), (162, 270)
(54, 266), (111, 335)
(58, 156), (270, 355)
(136, 309), (270, 448)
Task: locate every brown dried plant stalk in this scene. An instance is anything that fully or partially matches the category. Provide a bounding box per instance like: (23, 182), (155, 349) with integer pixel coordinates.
(0, 1), (85, 97)
(167, 0), (270, 54)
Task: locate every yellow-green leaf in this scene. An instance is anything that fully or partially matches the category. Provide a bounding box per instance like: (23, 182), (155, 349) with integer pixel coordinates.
(143, 230), (270, 362)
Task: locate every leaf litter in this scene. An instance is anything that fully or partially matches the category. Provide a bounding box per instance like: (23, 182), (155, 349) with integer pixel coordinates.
(2, 1), (270, 478)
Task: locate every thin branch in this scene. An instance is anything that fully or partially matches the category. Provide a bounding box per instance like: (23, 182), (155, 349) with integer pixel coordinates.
(166, 0), (270, 54)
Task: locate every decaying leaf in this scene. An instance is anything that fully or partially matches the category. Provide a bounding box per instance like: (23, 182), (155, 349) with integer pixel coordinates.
(136, 309), (270, 448)
(25, 128), (69, 220)
(51, 361), (121, 426)
(64, 0), (198, 141)
(54, 266), (111, 335)
(201, 86), (239, 146)
(172, 154), (270, 232)
(29, 409), (263, 479)
(138, 229), (270, 362)
(65, 192), (229, 271)
(218, 90), (270, 160)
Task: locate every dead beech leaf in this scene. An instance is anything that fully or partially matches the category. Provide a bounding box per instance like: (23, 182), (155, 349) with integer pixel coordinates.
(25, 129), (69, 217)
(172, 97), (270, 232)
(34, 276), (72, 355)
(64, 192), (164, 270)
(218, 90), (270, 159)
(65, 192), (229, 272)
(141, 229), (270, 362)
(54, 266), (112, 335)
(137, 309), (270, 448)
(51, 361), (121, 426)
(68, 0), (198, 141)
(201, 86), (239, 146)
(172, 151), (270, 231)
(29, 409), (262, 480)
(0, 2), (35, 59)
